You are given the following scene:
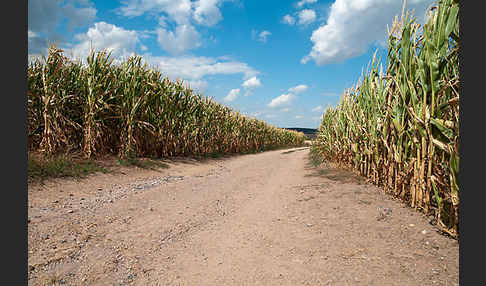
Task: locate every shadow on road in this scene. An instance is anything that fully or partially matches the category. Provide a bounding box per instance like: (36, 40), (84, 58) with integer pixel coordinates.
(304, 158), (366, 185)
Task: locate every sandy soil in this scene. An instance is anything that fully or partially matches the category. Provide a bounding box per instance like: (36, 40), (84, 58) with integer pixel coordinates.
(28, 147), (458, 285)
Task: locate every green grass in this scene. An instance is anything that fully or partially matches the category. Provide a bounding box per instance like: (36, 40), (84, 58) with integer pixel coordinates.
(29, 152), (171, 183)
(116, 157), (169, 169)
(28, 153), (108, 183)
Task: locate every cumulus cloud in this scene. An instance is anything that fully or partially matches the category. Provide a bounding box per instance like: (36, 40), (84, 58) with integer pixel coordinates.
(28, 0), (97, 54)
(268, 93), (296, 108)
(268, 84), (309, 108)
(296, 0), (318, 8)
(282, 14), (296, 25)
(193, 0), (223, 26)
(118, 0), (192, 24)
(144, 55), (259, 81)
(297, 9), (316, 25)
(280, 108), (291, 112)
(242, 76), (262, 89)
(118, 0), (229, 54)
(302, 0), (434, 65)
(119, 0), (226, 27)
(28, 0), (62, 35)
(70, 22), (139, 61)
(157, 24), (201, 55)
(241, 76), (261, 97)
(288, 84), (308, 94)
(63, 3), (97, 30)
(224, 88), (241, 102)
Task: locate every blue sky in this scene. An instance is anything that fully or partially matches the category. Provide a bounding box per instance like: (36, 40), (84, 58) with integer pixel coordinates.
(28, 0), (435, 128)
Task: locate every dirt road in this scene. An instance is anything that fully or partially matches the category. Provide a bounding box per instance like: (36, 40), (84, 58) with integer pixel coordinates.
(28, 147), (458, 285)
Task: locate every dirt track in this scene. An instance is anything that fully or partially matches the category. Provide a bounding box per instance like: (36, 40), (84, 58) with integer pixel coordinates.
(28, 147), (458, 285)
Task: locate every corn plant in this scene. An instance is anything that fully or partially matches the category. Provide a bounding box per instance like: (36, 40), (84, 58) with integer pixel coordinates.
(313, 0), (459, 237)
(28, 46), (306, 164)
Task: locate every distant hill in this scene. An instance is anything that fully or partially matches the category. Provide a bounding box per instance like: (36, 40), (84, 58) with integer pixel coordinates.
(283, 128), (318, 140)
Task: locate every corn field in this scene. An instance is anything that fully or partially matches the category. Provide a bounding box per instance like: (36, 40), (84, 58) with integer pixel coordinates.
(27, 47), (305, 161)
(313, 0), (459, 237)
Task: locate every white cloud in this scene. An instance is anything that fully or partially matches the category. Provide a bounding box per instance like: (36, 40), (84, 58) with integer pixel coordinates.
(268, 93), (296, 108)
(63, 3), (97, 30)
(70, 22), (139, 61)
(258, 30), (272, 43)
(28, 0), (62, 34)
(298, 9), (316, 25)
(118, 0), (192, 24)
(241, 75), (260, 96)
(28, 0), (97, 54)
(193, 0), (223, 26)
(295, 115), (304, 119)
(282, 14), (296, 25)
(157, 24), (201, 55)
(224, 88), (240, 102)
(312, 105), (323, 112)
(297, 0), (318, 8)
(118, 0), (225, 26)
(158, 15), (169, 27)
(302, 0), (434, 65)
(288, 84), (308, 94)
(252, 30), (272, 43)
(118, 0), (226, 55)
(268, 84), (307, 108)
(29, 0), (96, 33)
(242, 76), (262, 89)
(144, 55), (259, 81)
